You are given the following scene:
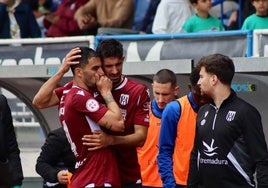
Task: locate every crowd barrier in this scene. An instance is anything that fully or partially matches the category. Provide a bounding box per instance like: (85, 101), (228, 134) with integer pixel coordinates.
(0, 30), (259, 67)
(253, 29), (268, 57)
(96, 30), (252, 62)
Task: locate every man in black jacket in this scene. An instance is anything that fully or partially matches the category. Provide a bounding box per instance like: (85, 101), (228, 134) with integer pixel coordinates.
(0, 94), (23, 187)
(36, 127), (76, 188)
(187, 54), (268, 188)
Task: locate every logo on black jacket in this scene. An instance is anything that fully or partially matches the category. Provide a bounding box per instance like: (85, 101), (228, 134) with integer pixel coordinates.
(226, 111), (236, 122)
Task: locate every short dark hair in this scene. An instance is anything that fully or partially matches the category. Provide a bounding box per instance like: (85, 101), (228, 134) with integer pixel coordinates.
(189, 0), (198, 4)
(196, 53), (235, 85)
(189, 67), (200, 86)
(153, 69), (177, 88)
(96, 39), (123, 62)
(70, 47), (99, 74)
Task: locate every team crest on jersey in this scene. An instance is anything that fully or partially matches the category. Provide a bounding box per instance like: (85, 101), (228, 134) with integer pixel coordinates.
(226, 111), (236, 122)
(119, 94), (129, 105)
(86, 99), (99, 112)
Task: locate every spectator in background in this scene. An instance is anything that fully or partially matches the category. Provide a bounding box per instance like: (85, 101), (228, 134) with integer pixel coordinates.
(157, 68), (210, 188)
(137, 69), (179, 187)
(139, 0), (160, 34)
(0, 0), (41, 38)
(0, 94), (23, 188)
(43, 0), (88, 37)
(132, 0), (150, 31)
(152, 0), (193, 34)
(36, 127), (76, 188)
(50, 0), (62, 11)
(210, 0), (239, 18)
(241, 0), (268, 30)
(182, 0), (225, 33)
(74, 0), (135, 35)
(22, 0), (52, 19)
(21, 0), (56, 37)
(227, 0), (255, 30)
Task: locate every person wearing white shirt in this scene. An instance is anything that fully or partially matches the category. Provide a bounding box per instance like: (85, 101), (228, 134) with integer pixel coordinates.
(152, 0), (194, 34)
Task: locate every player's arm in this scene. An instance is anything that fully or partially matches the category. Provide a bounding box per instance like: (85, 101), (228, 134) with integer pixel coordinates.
(74, 1), (96, 30)
(82, 125), (147, 150)
(74, 0), (92, 18)
(100, 84), (149, 146)
(97, 76), (124, 132)
(83, 84), (149, 149)
(157, 102), (179, 187)
(109, 124), (148, 147)
(96, 93), (125, 132)
(32, 48), (81, 109)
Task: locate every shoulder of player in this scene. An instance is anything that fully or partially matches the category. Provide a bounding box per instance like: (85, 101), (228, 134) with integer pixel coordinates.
(127, 78), (149, 90)
(69, 87), (94, 99)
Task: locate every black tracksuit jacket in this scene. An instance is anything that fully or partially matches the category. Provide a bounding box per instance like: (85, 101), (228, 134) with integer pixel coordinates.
(188, 90), (268, 188)
(0, 94), (23, 187)
(36, 127), (76, 188)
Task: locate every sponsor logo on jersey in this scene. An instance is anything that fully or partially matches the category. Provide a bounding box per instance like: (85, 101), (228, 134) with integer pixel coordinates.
(75, 158), (87, 169)
(200, 139), (228, 165)
(144, 114), (149, 123)
(76, 90), (85, 96)
(93, 91), (99, 98)
(143, 101), (150, 111)
(203, 139), (218, 157)
(86, 99), (99, 112)
(121, 109), (127, 121)
(59, 107), (64, 116)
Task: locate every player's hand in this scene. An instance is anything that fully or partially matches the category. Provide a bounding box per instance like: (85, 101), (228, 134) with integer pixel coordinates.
(96, 76), (113, 97)
(60, 47), (81, 74)
(57, 170), (69, 184)
(82, 130), (112, 151)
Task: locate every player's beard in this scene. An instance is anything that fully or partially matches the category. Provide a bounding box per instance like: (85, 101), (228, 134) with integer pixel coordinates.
(111, 74), (123, 88)
(83, 73), (96, 90)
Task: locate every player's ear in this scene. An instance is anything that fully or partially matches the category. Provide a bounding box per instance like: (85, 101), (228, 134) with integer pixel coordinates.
(174, 86), (180, 96)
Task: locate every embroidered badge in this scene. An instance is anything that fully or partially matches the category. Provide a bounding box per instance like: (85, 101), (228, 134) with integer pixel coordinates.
(86, 99), (99, 112)
(226, 111), (236, 122)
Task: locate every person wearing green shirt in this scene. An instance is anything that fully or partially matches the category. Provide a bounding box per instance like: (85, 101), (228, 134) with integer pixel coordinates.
(242, 0), (268, 30)
(182, 0), (225, 33)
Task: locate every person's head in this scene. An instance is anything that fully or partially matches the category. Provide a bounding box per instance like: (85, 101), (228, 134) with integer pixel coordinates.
(196, 53), (234, 97)
(71, 47), (104, 89)
(96, 39), (125, 86)
(251, 0), (268, 16)
(190, 0), (212, 14)
(152, 69), (179, 109)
